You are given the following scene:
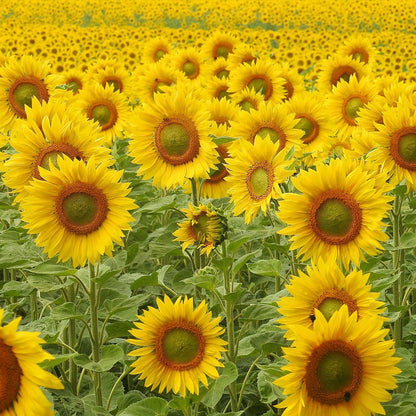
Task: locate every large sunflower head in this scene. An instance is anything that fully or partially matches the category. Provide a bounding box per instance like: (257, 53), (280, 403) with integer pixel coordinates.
(20, 156), (137, 267)
(277, 260), (386, 339)
(3, 111), (112, 202)
(0, 308), (64, 415)
(0, 55), (58, 132)
(127, 295), (227, 397)
(275, 305), (401, 416)
(173, 203), (228, 255)
(225, 135), (294, 223)
(338, 35), (377, 66)
(277, 158), (393, 267)
(201, 31), (239, 60)
(128, 87), (218, 190)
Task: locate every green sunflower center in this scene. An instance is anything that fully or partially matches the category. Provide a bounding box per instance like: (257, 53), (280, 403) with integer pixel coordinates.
(155, 49), (166, 61)
(316, 199), (353, 236)
(62, 192), (97, 226)
(240, 100), (256, 112)
(318, 298), (344, 321)
(162, 328), (200, 364)
(249, 167), (269, 197)
(217, 89), (230, 100)
(248, 78), (268, 96)
(352, 52), (364, 62)
(295, 117), (315, 140)
(257, 127), (280, 143)
(91, 105), (111, 126)
(317, 351), (353, 393)
(40, 151), (65, 170)
(160, 123), (190, 156)
(67, 80), (81, 93)
(154, 81), (170, 94)
(345, 97), (364, 122)
(183, 61), (196, 77)
(339, 72), (353, 83)
(106, 80), (120, 91)
(193, 213), (210, 240)
(13, 83), (40, 109)
(216, 45), (229, 58)
(398, 133), (416, 163)
(216, 69), (229, 79)
(0, 338), (22, 412)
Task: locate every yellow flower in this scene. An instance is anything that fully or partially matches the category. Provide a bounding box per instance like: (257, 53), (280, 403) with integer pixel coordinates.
(20, 156), (137, 267)
(0, 308), (63, 416)
(275, 305), (401, 416)
(128, 295), (227, 397)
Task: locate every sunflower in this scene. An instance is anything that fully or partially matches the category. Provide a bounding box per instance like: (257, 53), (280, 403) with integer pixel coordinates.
(277, 260), (385, 339)
(127, 295), (227, 397)
(173, 203), (227, 255)
(141, 38), (171, 64)
(0, 307), (63, 416)
(205, 97), (239, 128)
(277, 158), (393, 268)
(228, 100), (304, 155)
(204, 77), (231, 101)
(227, 44), (258, 69)
(338, 35), (377, 66)
(355, 94), (387, 133)
(285, 91), (334, 162)
(90, 61), (133, 98)
(20, 156), (137, 268)
(128, 87), (218, 190)
(72, 84), (130, 146)
(201, 31), (239, 60)
(326, 75), (378, 140)
(0, 56), (58, 132)
(229, 59), (286, 104)
(317, 54), (370, 93)
(3, 111), (112, 202)
(368, 101), (416, 190)
(230, 86), (264, 112)
(134, 61), (187, 104)
(205, 57), (230, 80)
(0, 132), (8, 172)
(225, 135), (294, 224)
(48, 68), (88, 99)
(274, 63), (305, 101)
(274, 305), (401, 416)
(169, 47), (207, 82)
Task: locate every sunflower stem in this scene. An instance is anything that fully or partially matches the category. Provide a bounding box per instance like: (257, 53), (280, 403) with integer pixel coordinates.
(190, 178), (202, 270)
(392, 195), (403, 347)
(67, 282), (78, 394)
(89, 262), (103, 407)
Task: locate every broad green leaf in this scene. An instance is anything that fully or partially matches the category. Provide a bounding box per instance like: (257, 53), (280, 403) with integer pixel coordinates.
(138, 195), (176, 213)
(248, 259), (281, 276)
(40, 353), (76, 369)
(30, 263), (77, 276)
(241, 304), (278, 321)
(25, 274), (73, 292)
(74, 345), (124, 372)
(201, 362), (238, 408)
(117, 397), (169, 416)
(50, 302), (84, 320)
(232, 249), (261, 276)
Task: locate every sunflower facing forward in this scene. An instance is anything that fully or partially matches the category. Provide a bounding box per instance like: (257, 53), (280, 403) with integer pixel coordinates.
(275, 305), (401, 416)
(0, 308), (63, 415)
(20, 156), (137, 267)
(277, 158), (393, 267)
(128, 295), (227, 397)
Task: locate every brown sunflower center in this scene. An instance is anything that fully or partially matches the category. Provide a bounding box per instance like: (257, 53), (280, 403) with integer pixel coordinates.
(56, 182), (108, 234)
(295, 115), (319, 144)
(344, 97), (366, 126)
(87, 100), (118, 131)
(246, 162), (274, 200)
(351, 49), (369, 64)
(33, 144), (84, 180)
(306, 340), (362, 404)
(390, 127), (416, 171)
(330, 66), (357, 86)
(155, 118), (200, 165)
(312, 288), (359, 321)
(0, 338), (22, 412)
(283, 80), (294, 100)
(310, 190), (362, 245)
(9, 76), (50, 118)
(156, 321), (206, 370)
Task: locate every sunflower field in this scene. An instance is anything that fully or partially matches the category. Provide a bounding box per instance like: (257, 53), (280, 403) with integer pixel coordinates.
(1, 0), (416, 415)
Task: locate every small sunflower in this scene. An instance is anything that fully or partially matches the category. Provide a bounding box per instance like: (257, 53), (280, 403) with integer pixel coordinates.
(202, 31), (239, 60)
(0, 56), (58, 131)
(277, 260), (385, 339)
(205, 97), (239, 128)
(277, 158), (393, 268)
(317, 54), (370, 93)
(368, 101), (416, 190)
(0, 307), (64, 416)
(205, 57), (230, 80)
(127, 295), (227, 397)
(73, 84), (130, 146)
(20, 156), (137, 267)
(3, 111), (112, 202)
(228, 100), (303, 155)
(274, 305), (401, 416)
(274, 63), (305, 101)
(326, 75), (378, 140)
(169, 47), (207, 83)
(225, 135), (294, 224)
(230, 86), (264, 112)
(142, 38), (171, 64)
(173, 203), (227, 255)
(204, 77), (231, 101)
(90, 61), (133, 98)
(338, 35), (377, 66)
(228, 59), (286, 103)
(227, 44), (258, 69)
(128, 87), (218, 190)
(48, 68), (88, 98)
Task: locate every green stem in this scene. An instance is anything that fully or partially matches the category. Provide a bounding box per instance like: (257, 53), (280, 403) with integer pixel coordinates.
(237, 355), (262, 409)
(106, 366), (130, 411)
(190, 178), (201, 270)
(30, 291), (38, 321)
(67, 283), (78, 394)
(89, 262), (103, 407)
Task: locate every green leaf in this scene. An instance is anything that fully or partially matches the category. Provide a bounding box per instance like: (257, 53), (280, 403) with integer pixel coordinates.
(138, 195), (176, 213)
(257, 370), (281, 403)
(212, 257), (233, 272)
(248, 259), (281, 276)
(232, 249), (261, 277)
(395, 348), (416, 384)
(392, 184), (407, 196)
(130, 272), (158, 289)
(1, 281), (33, 297)
(40, 353), (76, 369)
(25, 274), (73, 292)
(50, 302), (84, 320)
(392, 232), (416, 250)
(30, 263), (77, 276)
(210, 135), (238, 145)
(241, 304), (277, 321)
(201, 362), (238, 408)
(74, 345), (124, 372)
(183, 267), (219, 290)
(117, 397), (169, 416)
